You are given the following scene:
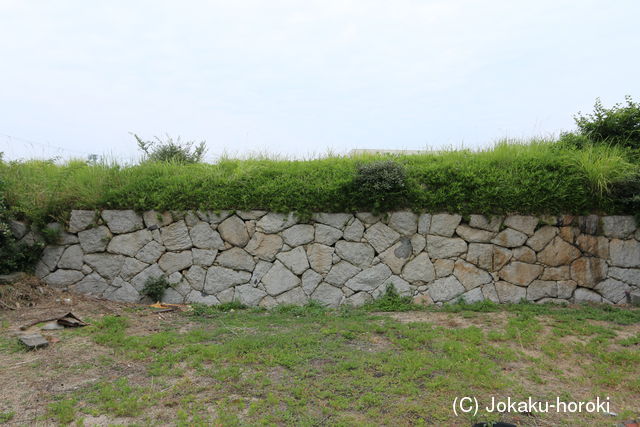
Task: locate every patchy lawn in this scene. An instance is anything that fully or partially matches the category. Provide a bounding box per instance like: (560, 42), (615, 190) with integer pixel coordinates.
(1, 297), (639, 426)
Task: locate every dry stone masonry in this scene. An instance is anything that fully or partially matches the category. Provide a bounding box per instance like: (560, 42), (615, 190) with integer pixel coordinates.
(26, 210), (640, 307)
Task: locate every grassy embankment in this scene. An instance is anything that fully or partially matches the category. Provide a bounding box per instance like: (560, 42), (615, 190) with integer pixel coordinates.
(0, 139), (638, 226)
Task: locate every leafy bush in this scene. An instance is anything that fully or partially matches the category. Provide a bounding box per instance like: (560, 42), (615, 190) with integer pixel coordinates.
(141, 276), (170, 302)
(349, 160), (408, 212)
(134, 134), (207, 164)
(0, 176), (43, 274)
(569, 96), (640, 149)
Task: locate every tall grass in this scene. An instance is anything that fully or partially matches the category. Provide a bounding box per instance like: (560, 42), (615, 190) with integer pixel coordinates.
(0, 139), (637, 224)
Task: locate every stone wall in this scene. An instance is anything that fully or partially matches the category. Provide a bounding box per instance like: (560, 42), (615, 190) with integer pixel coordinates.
(29, 210), (640, 307)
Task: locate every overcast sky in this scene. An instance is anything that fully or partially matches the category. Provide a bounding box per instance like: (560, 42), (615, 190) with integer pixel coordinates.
(1, 1), (638, 162)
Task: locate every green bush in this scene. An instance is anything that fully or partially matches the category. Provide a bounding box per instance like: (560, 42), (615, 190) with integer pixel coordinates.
(571, 96), (640, 149)
(349, 160), (408, 212)
(0, 176), (43, 274)
(134, 134), (207, 164)
(364, 284), (418, 312)
(141, 276), (170, 302)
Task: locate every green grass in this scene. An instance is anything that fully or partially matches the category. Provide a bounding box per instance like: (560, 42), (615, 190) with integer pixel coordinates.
(1, 139), (637, 224)
(2, 302), (635, 425)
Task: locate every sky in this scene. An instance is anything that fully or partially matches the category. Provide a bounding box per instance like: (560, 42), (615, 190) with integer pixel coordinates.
(0, 0), (639, 162)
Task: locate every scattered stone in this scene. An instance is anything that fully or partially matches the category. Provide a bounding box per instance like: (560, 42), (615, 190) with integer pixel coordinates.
(428, 275), (465, 302)
(102, 210), (143, 234)
(364, 222), (401, 253)
(19, 334), (49, 350)
(78, 226), (112, 253)
(216, 247), (256, 271)
(306, 243), (335, 274)
(401, 253), (436, 283)
(245, 233), (283, 261)
(429, 213), (462, 237)
(453, 259), (492, 290)
(498, 262), (543, 287)
(609, 239), (640, 268)
(218, 216), (250, 247)
(257, 212), (298, 233)
(426, 235), (467, 259)
(107, 229), (153, 257)
(69, 210), (96, 233)
(314, 224), (343, 245)
(344, 264), (392, 292)
(601, 216), (636, 239)
(334, 241), (375, 268)
(261, 261), (300, 296)
(469, 215), (503, 232)
(281, 224), (315, 246)
(343, 219), (365, 242)
(455, 225), (495, 243)
(537, 237), (581, 267)
(160, 221), (193, 251)
(491, 228), (528, 248)
(388, 211), (418, 235)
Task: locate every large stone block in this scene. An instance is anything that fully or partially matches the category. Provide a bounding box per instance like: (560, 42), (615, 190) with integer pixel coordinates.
(107, 229), (153, 257)
(429, 214), (462, 237)
(388, 211), (418, 236)
(344, 264), (392, 292)
(160, 220), (193, 251)
(334, 241), (375, 268)
(257, 212), (298, 233)
(314, 224), (343, 246)
(261, 261), (300, 296)
(527, 280), (558, 301)
(245, 233), (283, 261)
(343, 219), (365, 242)
(491, 228), (528, 248)
(401, 253), (435, 284)
(218, 215), (250, 247)
(576, 235), (609, 258)
(426, 235), (467, 259)
(78, 226), (112, 253)
(427, 275), (465, 302)
(306, 243), (334, 274)
(235, 284), (268, 306)
(469, 214), (503, 232)
(69, 210), (96, 233)
(312, 213), (353, 229)
(136, 241), (166, 263)
(158, 250), (193, 274)
(204, 266), (251, 294)
(494, 281), (527, 303)
(455, 225), (495, 243)
(503, 215), (538, 236)
(526, 226), (558, 252)
(453, 259), (492, 291)
(498, 262), (542, 287)
(609, 239), (640, 268)
(364, 222), (400, 253)
(601, 216), (636, 239)
(281, 224), (315, 247)
(189, 222), (225, 250)
(311, 283), (343, 307)
(276, 246), (309, 275)
(537, 237), (580, 267)
(216, 247), (256, 272)
(570, 257), (608, 288)
(44, 269), (84, 288)
(102, 210), (143, 234)
(594, 279), (630, 304)
(378, 238), (412, 274)
(84, 253), (125, 280)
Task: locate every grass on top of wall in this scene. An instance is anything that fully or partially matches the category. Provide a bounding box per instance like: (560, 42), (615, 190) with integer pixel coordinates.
(0, 139), (637, 225)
